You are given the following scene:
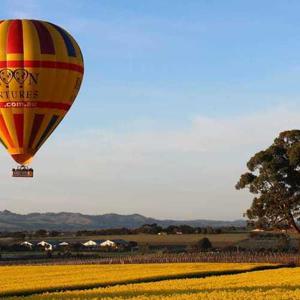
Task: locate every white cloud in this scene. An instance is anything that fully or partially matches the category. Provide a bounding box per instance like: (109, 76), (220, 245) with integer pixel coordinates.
(55, 104), (300, 158)
(0, 105), (297, 220)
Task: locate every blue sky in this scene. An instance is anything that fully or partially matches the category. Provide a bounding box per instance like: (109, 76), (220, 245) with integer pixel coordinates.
(4, 0), (300, 128)
(0, 1), (300, 220)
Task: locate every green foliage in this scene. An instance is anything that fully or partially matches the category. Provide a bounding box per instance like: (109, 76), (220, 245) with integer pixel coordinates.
(197, 237), (212, 250)
(236, 130), (300, 232)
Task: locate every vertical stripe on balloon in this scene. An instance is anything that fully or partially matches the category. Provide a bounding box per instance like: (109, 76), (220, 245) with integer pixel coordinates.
(0, 115), (14, 148)
(28, 114), (44, 148)
(49, 23), (76, 57)
(0, 137), (7, 149)
(13, 114), (24, 147)
(35, 115), (59, 150)
(7, 20), (24, 54)
(31, 20), (55, 55)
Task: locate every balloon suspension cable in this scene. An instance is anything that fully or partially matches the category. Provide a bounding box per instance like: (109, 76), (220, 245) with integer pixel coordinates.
(12, 165), (34, 178)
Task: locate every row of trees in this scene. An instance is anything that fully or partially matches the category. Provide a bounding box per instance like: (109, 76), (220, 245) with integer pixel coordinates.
(75, 224), (245, 236)
(0, 224), (246, 238)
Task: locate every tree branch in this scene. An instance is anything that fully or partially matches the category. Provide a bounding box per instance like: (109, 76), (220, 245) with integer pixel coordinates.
(289, 211), (300, 233)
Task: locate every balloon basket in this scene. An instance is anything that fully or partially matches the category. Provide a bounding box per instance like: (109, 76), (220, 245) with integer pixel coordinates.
(12, 166), (33, 178)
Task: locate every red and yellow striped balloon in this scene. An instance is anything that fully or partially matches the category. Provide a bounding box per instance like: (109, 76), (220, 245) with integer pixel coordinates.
(0, 19), (84, 165)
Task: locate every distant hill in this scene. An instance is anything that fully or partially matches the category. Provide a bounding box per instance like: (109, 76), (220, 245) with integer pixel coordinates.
(0, 210), (246, 231)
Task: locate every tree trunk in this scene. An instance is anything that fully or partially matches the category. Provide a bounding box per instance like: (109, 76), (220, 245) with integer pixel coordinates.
(289, 212), (300, 233)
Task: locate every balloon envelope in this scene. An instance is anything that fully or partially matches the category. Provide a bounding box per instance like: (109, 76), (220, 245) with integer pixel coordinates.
(0, 19), (84, 165)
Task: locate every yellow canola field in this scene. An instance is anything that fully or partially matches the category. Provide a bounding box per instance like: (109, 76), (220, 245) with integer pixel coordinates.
(0, 263), (262, 297)
(17, 267), (300, 300)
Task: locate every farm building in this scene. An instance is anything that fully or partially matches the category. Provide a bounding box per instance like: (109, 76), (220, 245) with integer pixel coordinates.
(20, 241), (33, 249)
(82, 240), (99, 248)
(100, 240), (116, 247)
(80, 239), (132, 251)
(37, 241), (53, 251)
(58, 242), (69, 247)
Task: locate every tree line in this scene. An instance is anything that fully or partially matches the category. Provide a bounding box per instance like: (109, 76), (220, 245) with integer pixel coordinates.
(75, 224), (245, 236)
(0, 224), (246, 238)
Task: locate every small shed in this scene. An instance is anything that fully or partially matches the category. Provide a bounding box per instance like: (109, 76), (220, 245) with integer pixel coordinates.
(58, 242), (69, 246)
(20, 241), (33, 249)
(82, 240), (97, 247)
(100, 240), (116, 248)
(37, 241), (53, 251)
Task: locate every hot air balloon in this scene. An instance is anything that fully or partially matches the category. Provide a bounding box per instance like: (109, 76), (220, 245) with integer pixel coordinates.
(0, 19), (84, 177)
